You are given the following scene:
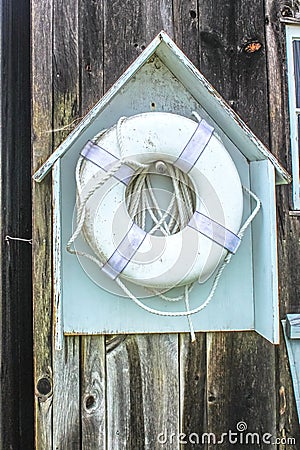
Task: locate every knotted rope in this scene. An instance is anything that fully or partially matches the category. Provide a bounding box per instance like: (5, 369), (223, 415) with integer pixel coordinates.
(67, 115), (261, 341)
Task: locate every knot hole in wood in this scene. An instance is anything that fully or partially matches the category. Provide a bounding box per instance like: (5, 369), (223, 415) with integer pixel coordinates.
(83, 391), (100, 413)
(36, 376), (53, 400)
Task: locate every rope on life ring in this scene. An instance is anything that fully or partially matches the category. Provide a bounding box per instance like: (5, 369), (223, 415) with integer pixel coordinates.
(67, 112), (261, 340)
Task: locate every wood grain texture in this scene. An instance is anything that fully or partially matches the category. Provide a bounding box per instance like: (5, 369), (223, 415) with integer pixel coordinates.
(206, 332), (276, 447)
(265, 0), (300, 314)
(79, 3), (107, 446)
(173, 0), (200, 68)
(53, 0), (80, 141)
(52, 1), (81, 448)
(107, 335), (180, 450)
(81, 337), (106, 450)
(53, 337), (81, 450)
(265, 0), (291, 166)
(103, 0), (174, 91)
(180, 334), (206, 450)
(197, 0), (270, 146)
(80, 0), (105, 114)
(265, 1), (300, 442)
(31, 0), (54, 448)
(106, 337), (131, 449)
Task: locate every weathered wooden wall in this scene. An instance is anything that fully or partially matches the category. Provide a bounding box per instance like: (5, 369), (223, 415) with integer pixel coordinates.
(0, 0), (33, 449)
(30, 0), (300, 449)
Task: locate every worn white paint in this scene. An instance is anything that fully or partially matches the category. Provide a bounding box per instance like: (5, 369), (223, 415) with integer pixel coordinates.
(287, 314), (300, 339)
(52, 160), (63, 350)
(250, 160), (279, 344)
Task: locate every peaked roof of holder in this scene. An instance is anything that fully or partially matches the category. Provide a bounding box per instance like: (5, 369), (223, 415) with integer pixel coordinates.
(33, 30), (291, 185)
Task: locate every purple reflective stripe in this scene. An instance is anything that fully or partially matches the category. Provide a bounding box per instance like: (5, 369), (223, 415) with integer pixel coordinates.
(81, 141), (117, 166)
(81, 141), (134, 185)
(188, 211), (241, 254)
(174, 120), (214, 173)
(102, 222), (147, 279)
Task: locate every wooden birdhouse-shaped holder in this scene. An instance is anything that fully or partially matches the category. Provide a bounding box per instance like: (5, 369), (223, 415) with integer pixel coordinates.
(34, 31), (290, 345)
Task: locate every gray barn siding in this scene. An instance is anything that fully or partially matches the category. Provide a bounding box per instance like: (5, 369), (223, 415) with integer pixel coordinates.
(0, 0), (295, 448)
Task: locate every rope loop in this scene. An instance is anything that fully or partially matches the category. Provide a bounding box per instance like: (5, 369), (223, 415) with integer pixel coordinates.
(67, 113), (261, 340)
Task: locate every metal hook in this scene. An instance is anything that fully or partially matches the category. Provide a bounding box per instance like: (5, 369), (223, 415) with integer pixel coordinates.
(5, 235), (32, 245)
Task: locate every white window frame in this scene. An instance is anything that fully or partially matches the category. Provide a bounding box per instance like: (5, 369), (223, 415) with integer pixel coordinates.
(286, 25), (300, 210)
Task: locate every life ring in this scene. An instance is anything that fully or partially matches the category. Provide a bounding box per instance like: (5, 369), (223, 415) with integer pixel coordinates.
(76, 112), (243, 290)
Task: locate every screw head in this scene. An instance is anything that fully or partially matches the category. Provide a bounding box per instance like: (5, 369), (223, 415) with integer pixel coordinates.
(155, 161), (167, 174)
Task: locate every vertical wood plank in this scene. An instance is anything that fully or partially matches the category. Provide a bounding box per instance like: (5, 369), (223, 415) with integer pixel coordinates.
(81, 337), (106, 450)
(137, 335), (179, 449)
(106, 337), (131, 449)
(197, 0), (270, 146)
(52, 0), (81, 448)
(31, 0), (54, 448)
(107, 335), (180, 450)
(52, 0), (80, 142)
(179, 334), (206, 450)
(78, 3), (107, 448)
(265, 0), (300, 313)
(206, 332), (277, 447)
(264, 0), (290, 166)
(53, 337), (81, 450)
(103, 0), (174, 90)
(80, 0), (105, 114)
(265, 0), (300, 441)
(173, 0), (200, 68)
(234, 0), (270, 147)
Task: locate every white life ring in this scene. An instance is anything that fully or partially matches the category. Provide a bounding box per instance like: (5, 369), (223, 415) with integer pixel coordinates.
(76, 112), (243, 290)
